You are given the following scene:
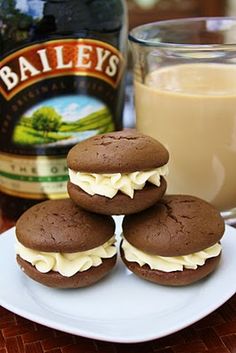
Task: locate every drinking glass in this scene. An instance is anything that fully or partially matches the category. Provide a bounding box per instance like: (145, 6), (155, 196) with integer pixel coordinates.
(129, 17), (236, 223)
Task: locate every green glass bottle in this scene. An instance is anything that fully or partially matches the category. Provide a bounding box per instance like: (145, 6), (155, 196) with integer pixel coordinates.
(0, 0), (127, 219)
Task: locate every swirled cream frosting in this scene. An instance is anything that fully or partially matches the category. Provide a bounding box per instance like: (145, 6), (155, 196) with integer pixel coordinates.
(121, 238), (222, 272)
(69, 165), (169, 199)
(16, 236), (116, 277)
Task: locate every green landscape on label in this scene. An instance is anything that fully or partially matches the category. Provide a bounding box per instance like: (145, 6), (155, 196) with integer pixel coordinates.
(13, 105), (114, 146)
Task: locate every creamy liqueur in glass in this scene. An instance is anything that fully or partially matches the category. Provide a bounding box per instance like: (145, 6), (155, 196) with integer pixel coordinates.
(135, 63), (236, 211)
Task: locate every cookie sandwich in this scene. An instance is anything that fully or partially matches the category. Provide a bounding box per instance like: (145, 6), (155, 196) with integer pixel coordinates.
(121, 195), (225, 286)
(15, 199), (116, 288)
(67, 130), (169, 215)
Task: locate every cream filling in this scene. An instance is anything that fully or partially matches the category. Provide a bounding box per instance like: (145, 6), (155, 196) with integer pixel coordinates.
(16, 236), (116, 277)
(69, 165), (169, 199)
(122, 238), (222, 272)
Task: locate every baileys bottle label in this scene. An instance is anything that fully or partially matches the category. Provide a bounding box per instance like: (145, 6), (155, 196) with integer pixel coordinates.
(0, 38), (125, 200)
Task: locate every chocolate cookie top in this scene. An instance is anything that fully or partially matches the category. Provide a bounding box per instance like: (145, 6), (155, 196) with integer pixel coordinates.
(16, 199), (115, 253)
(123, 195), (225, 256)
(67, 130), (169, 173)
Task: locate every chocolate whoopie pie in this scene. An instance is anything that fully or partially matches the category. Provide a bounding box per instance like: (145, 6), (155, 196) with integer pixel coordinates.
(15, 199), (116, 288)
(67, 130), (169, 215)
(121, 195), (225, 286)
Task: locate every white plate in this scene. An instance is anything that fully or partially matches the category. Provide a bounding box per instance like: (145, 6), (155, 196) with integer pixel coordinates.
(0, 217), (236, 343)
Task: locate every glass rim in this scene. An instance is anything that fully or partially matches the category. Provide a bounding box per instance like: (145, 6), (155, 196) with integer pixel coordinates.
(128, 16), (236, 49)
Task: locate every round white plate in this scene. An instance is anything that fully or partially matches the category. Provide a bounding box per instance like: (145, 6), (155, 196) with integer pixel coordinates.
(0, 217), (235, 343)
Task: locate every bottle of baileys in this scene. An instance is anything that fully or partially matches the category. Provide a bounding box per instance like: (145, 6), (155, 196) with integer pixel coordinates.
(0, 0), (127, 220)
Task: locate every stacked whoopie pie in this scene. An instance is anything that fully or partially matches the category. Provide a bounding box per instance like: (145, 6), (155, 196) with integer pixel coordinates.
(67, 130), (169, 215)
(15, 129), (225, 288)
